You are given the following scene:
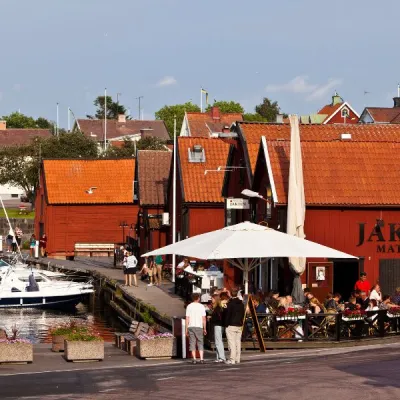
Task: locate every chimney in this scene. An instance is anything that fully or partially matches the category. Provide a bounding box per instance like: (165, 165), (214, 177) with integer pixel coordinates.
(276, 114), (284, 124)
(393, 97), (400, 108)
(210, 106), (220, 120)
(118, 114), (126, 123)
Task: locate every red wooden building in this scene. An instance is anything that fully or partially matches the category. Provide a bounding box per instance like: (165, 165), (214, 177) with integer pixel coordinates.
(35, 159), (138, 258)
(251, 125), (400, 299)
(167, 136), (231, 249)
(136, 150), (172, 256)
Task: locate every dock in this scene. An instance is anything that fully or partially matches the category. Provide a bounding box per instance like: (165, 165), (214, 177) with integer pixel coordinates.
(30, 256), (186, 330)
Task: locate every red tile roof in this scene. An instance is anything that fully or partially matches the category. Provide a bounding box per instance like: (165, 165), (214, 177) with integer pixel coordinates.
(262, 139), (400, 206)
(186, 110), (243, 137)
(364, 108), (400, 123)
(317, 103), (342, 120)
(0, 129), (51, 147)
(137, 150), (172, 206)
(77, 119), (169, 141)
(238, 122), (400, 174)
(178, 137), (231, 203)
(43, 159), (135, 204)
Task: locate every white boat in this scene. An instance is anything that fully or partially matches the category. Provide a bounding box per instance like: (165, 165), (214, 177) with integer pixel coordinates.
(0, 258), (66, 280)
(0, 266), (94, 309)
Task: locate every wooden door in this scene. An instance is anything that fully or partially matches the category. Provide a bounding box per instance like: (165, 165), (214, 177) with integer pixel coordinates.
(307, 262), (333, 301)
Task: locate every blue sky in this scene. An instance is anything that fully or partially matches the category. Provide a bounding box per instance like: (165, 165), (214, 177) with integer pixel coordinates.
(1, 0), (399, 127)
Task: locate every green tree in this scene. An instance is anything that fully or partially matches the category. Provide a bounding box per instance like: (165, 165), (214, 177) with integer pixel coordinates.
(255, 97), (285, 122)
(0, 133), (98, 203)
(243, 113), (268, 122)
(136, 136), (167, 151)
(155, 102), (200, 138)
(104, 139), (137, 158)
(36, 117), (52, 129)
(87, 96), (129, 120)
(2, 112), (54, 129)
(205, 100), (244, 114)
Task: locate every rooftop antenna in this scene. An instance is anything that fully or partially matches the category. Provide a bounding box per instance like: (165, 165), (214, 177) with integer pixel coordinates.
(136, 96), (143, 120)
(397, 83), (400, 98)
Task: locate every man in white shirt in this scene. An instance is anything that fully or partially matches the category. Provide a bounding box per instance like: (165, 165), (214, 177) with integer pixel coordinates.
(185, 293), (207, 364)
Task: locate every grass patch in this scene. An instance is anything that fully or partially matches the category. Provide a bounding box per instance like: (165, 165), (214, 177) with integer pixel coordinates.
(0, 208), (35, 219)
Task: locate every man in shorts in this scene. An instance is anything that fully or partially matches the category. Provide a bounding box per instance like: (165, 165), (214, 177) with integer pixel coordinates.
(185, 293), (207, 364)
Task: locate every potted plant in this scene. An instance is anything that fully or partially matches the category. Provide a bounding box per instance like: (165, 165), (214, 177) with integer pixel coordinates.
(0, 326), (33, 364)
(64, 328), (104, 362)
(50, 320), (87, 352)
(342, 309), (366, 321)
(136, 332), (176, 359)
(388, 306), (400, 318)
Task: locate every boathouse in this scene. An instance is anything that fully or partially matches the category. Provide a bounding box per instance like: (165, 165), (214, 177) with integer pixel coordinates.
(35, 159), (138, 258)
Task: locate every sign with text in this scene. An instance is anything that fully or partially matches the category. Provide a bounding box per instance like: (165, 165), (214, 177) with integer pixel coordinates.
(226, 198), (250, 210)
(357, 221), (400, 253)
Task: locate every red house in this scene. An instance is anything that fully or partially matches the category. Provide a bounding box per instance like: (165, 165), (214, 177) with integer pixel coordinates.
(251, 126), (400, 299)
(168, 137), (231, 243)
(136, 150), (172, 256)
(35, 159), (138, 258)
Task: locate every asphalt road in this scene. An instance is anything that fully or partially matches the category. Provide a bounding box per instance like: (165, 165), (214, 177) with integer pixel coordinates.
(2, 345), (400, 400)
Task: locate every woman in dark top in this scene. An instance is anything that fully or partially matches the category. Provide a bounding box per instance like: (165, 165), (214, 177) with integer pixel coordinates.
(211, 294), (226, 363)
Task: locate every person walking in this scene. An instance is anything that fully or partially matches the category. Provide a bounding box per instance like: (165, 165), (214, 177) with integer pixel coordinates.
(39, 233), (47, 257)
(185, 293), (207, 364)
(224, 288), (245, 365)
(354, 272), (371, 295)
(147, 256), (156, 287)
(154, 254), (163, 286)
(210, 294), (226, 363)
(126, 252), (138, 287)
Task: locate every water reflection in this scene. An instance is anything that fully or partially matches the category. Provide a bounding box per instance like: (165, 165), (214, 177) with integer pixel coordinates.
(0, 301), (118, 344)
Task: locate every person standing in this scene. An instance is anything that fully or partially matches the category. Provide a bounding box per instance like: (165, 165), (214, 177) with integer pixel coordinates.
(224, 288), (245, 365)
(39, 233), (47, 257)
(29, 234), (36, 257)
(126, 253), (138, 287)
(154, 254), (163, 286)
(15, 226), (23, 248)
(6, 229), (13, 253)
(147, 257), (156, 287)
(210, 294), (226, 363)
(354, 272), (371, 295)
(185, 293), (207, 364)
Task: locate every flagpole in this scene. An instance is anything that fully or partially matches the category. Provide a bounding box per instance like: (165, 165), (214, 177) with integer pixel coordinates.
(104, 88), (107, 151)
(200, 88), (203, 113)
(67, 107), (70, 132)
(56, 102), (59, 137)
(172, 115), (177, 283)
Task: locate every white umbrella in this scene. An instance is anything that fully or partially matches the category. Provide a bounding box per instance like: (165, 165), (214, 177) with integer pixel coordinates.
(142, 222), (356, 294)
(287, 115), (306, 303)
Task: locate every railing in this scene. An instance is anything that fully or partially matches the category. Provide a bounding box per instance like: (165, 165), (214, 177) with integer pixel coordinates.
(206, 310), (400, 346)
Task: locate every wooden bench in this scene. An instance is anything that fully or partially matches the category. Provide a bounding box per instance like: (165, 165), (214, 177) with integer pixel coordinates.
(115, 321), (151, 355)
(74, 243), (114, 257)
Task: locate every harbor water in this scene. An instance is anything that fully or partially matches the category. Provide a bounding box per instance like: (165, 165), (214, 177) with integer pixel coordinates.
(0, 296), (121, 344)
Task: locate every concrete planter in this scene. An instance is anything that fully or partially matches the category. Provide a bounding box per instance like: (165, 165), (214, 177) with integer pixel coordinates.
(52, 335), (67, 352)
(0, 342), (33, 364)
(64, 340), (104, 362)
(136, 337), (177, 359)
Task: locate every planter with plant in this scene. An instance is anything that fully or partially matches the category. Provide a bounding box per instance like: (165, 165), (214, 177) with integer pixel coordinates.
(50, 320), (88, 352)
(64, 329), (104, 362)
(0, 326), (33, 364)
(136, 332), (176, 359)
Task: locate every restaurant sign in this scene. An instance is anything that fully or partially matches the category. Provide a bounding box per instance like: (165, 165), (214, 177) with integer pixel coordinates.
(226, 198), (250, 210)
(357, 221), (400, 253)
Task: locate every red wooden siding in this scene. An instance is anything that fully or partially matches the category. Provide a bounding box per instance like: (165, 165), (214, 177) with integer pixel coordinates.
(138, 206), (167, 256)
(188, 207), (225, 237)
(326, 108), (358, 124)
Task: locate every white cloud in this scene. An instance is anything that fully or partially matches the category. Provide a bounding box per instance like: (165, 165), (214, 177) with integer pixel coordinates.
(306, 78), (342, 101)
(156, 76), (177, 87)
(265, 76), (343, 102)
(266, 76), (318, 94)
(13, 83), (22, 92)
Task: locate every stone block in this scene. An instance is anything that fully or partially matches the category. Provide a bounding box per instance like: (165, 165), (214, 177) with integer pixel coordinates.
(64, 340), (104, 361)
(136, 337), (177, 359)
(0, 343), (33, 364)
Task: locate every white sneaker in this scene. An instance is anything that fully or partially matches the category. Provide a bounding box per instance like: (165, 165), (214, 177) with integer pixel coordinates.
(147, 283), (153, 287)
(224, 360), (235, 365)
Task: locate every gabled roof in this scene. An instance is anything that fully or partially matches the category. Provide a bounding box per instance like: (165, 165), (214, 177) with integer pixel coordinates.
(185, 110), (243, 137)
(77, 119), (170, 141)
(361, 107), (400, 124)
(256, 134), (400, 206)
(0, 129), (51, 146)
(178, 137), (231, 203)
(237, 122), (400, 177)
(43, 159), (135, 204)
(137, 150), (172, 206)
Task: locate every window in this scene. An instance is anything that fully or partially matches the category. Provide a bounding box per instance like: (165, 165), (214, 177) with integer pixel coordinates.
(341, 107), (349, 118)
(11, 194), (18, 198)
(265, 186), (272, 220)
(133, 181), (138, 201)
(188, 145), (206, 163)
